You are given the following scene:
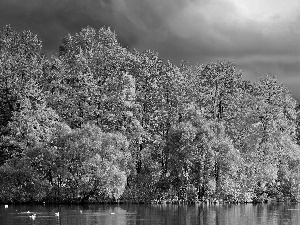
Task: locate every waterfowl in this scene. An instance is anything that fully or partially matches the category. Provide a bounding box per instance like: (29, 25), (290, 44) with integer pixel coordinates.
(55, 212), (60, 217)
(29, 214), (36, 220)
(4, 205), (8, 209)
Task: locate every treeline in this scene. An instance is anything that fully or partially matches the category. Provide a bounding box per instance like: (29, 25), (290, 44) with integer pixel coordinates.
(0, 25), (300, 204)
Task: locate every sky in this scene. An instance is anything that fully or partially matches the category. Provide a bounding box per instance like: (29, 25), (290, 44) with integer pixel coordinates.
(0, 0), (299, 100)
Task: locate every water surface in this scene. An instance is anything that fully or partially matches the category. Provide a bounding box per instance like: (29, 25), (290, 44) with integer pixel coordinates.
(1, 203), (300, 225)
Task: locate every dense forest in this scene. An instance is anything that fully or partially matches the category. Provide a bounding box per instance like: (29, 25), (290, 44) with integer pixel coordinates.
(0, 25), (300, 204)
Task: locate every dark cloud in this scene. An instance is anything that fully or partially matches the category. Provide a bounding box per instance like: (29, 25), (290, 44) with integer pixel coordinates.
(0, 0), (299, 99)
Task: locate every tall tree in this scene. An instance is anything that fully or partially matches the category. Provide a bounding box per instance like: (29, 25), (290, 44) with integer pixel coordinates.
(165, 103), (239, 199)
(48, 26), (140, 131)
(132, 50), (186, 174)
(0, 25), (55, 164)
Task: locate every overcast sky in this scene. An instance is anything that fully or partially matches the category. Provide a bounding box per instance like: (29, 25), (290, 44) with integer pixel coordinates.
(0, 0), (299, 100)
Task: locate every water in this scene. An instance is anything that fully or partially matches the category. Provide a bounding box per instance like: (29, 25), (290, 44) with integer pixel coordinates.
(1, 203), (300, 225)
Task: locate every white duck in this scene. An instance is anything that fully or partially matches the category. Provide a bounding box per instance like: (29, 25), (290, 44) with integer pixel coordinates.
(29, 214), (36, 220)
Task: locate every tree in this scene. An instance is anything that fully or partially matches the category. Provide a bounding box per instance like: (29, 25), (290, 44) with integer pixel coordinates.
(47, 26), (139, 130)
(164, 103), (239, 200)
(227, 75), (300, 201)
(132, 50), (186, 174)
(39, 123), (132, 202)
(181, 61), (243, 120)
(0, 25), (55, 165)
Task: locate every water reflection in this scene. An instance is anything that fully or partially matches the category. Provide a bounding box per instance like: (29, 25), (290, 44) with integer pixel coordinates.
(1, 203), (300, 225)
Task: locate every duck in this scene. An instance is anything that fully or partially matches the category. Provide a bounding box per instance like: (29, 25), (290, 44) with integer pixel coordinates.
(55, 212), (60, 217)
(29, 214), (36, 220)
(4, 205), (8, 209)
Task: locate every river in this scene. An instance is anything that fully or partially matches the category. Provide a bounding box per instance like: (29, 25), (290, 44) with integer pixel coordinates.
(1, 203), (300, 225)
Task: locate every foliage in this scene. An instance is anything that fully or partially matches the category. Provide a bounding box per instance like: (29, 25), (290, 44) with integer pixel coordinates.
(1, 25), (300, 203)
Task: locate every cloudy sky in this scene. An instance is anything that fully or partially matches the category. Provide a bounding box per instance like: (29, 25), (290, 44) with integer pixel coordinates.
(0, 0), (299, 99)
